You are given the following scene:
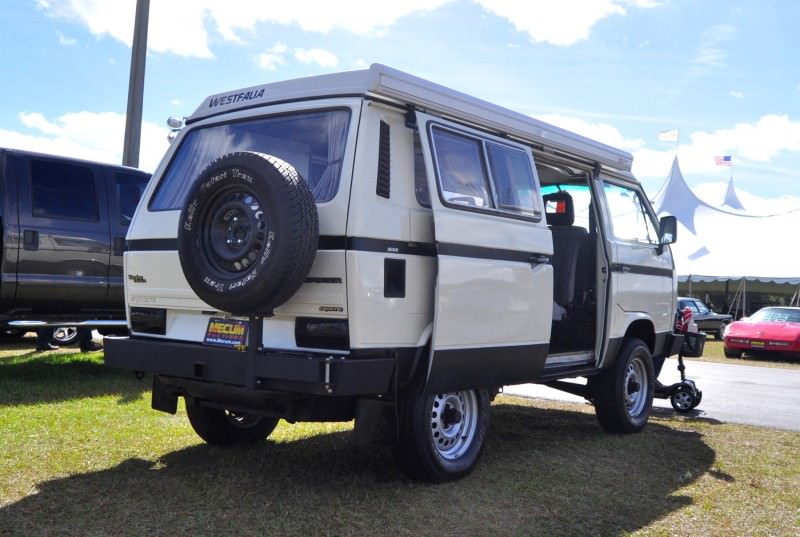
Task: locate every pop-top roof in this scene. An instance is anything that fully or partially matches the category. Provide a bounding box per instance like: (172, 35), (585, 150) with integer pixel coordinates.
(189, 63), (633, 173)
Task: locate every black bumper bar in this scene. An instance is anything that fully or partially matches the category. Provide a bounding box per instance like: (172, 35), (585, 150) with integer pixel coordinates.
(104, 336), (395, 397)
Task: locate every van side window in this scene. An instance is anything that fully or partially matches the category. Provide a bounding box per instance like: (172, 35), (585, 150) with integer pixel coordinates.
(30, 160), (99, 221)
(433, 128), (490, 207)
(413, 132), (430, 207)
(603, 182), (659, 245)
(430, 126), (541, 218)
(486, 142), (539, 216)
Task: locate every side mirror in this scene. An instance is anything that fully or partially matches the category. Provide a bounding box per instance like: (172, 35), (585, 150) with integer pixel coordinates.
(657, 215), (677, 255)
(659, 215), (677, 245)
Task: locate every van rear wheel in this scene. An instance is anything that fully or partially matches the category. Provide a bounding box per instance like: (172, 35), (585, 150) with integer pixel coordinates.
(396, 374), (490, 482)
(592, 337), (654, 433)
(185, 398), (279, 445)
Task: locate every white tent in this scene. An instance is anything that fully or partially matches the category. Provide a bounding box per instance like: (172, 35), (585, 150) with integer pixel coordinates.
(651, 157), (800, 311)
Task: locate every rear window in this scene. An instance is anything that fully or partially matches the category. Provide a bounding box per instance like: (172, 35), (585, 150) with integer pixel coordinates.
(150, 109), (351, 210)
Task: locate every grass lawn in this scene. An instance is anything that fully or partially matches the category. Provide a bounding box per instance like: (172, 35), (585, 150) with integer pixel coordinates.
(1, 336), (798, 536)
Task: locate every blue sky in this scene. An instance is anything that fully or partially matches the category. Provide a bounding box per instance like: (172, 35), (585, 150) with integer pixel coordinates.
(2, 0), (799, 209)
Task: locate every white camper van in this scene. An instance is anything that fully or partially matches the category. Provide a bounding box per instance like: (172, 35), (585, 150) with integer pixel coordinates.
(105, 64), (682, 482)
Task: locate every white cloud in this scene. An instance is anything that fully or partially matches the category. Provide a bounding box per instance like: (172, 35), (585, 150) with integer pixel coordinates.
(686, 115), (800, 163)
(1, 111), (169, 173)
(691, 24), (737, 69)
(37, 0), (452, 58)
(258, 43), (289, 70)
(531, 113), (800, 205)
(474, 0), (653, 46)
(536, 114), (644, 151)
(36, 0), (660, 58)
(730, 90), (743, 99)
(56, 31), (76, 46)
(294, 48), (338, 68)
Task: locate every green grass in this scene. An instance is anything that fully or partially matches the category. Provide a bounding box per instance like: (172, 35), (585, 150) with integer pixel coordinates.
(1, 337), (799, 536)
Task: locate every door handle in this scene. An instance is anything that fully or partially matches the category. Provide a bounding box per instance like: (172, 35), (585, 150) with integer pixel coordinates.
(23, 229), (39, 251)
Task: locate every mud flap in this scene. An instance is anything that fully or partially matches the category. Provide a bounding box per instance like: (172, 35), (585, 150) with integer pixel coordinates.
(353, 398), (398, 446)
(151, 376), (179, 414)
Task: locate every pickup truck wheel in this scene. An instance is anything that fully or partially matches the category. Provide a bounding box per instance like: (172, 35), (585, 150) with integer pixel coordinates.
(592, 338), (654, 434)
(51, 326), (79, 346)
(396, 376), (490, 482)
(178, 151), (318, 314)
(185, 398), (279, 445)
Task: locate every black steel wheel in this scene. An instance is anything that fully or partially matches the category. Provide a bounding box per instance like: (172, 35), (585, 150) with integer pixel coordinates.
(185, 398), (279, 446)
(178, 152), (318, 314)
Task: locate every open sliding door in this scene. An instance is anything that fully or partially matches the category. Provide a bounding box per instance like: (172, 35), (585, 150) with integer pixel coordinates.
(415, 112), (553, 392)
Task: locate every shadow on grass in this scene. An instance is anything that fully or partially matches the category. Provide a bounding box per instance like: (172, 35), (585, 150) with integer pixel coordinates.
(0, 351), (148, 406)
(0, 401), (717, 537)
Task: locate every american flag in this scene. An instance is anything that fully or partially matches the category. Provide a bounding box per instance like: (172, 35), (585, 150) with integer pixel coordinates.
(714, 155), (732, 166)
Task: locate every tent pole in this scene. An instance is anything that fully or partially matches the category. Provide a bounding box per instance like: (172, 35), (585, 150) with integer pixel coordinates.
(743, 278), (747, 316)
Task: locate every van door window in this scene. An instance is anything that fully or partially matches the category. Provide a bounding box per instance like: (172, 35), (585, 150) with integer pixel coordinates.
(602, 182), (659, 245)
(430, 125), (541, 218)
(31, 160), (99, 221)
(433, 128), (491, 207)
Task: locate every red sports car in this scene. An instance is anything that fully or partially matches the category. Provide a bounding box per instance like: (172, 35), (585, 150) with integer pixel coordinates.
(723, 306), (800, 359)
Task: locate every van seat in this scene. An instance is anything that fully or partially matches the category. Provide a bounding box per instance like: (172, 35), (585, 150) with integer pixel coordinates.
(544, 191), (588, 320)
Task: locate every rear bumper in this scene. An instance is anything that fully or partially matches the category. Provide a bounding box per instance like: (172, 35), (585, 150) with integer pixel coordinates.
(104, 336), (396, 397)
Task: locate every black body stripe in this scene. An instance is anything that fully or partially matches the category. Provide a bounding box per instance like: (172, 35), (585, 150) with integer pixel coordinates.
(610, 263), (673, 278)
(128, 238), (178, 251)
(127, 235), (550, 264)
(437, 243), (550, 264)
(346, 237), (436, 256)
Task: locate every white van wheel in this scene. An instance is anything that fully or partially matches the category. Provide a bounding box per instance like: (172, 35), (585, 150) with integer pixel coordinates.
(396, 375), (490, 482)
(592, 338), (654, 433)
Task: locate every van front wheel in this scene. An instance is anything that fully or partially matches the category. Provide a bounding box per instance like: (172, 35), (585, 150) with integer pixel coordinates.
(396, 377), (490, 482)
(592, 337), (654, 434)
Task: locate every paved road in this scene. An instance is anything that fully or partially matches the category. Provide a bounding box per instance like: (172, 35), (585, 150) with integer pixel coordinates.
(504, 357), (800, 432)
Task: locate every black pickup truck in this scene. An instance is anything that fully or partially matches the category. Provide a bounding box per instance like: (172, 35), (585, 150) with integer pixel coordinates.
(0, 148), (150, 334)
(678, 296), (733, 340)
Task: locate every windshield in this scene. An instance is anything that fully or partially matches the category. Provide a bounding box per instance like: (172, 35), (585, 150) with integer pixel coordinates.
(750, 308), (800, 323)
(150, 108), (351, 210)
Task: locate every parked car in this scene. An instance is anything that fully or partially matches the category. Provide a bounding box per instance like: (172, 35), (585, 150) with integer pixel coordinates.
(723, 306), (800, 359)
(677, 297), (732, 340)
(105, 64), (683, 482)
(0, 148), (150, 335)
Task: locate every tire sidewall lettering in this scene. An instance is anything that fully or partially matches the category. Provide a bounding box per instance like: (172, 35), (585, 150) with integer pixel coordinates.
(178, 151), (318, 312)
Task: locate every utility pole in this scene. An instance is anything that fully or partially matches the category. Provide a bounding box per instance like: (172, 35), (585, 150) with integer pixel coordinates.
(122, 0), (150, 168)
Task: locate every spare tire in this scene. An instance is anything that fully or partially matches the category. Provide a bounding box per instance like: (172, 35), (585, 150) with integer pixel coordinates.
(178, 152), (318, 314)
